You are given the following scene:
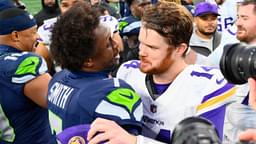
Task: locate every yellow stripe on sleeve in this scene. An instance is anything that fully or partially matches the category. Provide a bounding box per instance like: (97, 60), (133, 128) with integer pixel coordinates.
(196, 87), (237, 112)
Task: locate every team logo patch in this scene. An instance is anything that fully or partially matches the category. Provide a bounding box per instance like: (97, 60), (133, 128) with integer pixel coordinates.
(150, 104), (157, 113)
(68, 136), (86, 144)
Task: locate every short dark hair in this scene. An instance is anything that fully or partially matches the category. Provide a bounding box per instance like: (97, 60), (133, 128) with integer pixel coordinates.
(239, 0), (256, 14)
(142, 1), (193, 47)
(50, 1), (100, 71)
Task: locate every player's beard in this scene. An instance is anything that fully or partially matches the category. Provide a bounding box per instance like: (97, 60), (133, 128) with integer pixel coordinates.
(197, 27), (216, 36)
(44, 5), (57, 13)
(139, 50), (174, 75)
(236, 26), (256, 44)
(201, 31), (215, 36)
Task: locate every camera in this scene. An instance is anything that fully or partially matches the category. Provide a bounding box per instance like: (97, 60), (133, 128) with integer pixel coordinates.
(170, 117), (256, 144)
(171, 117), (221, 144)
(220, 43), (256, 84)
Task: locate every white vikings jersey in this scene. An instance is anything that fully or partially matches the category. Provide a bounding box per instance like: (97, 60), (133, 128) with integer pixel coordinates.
(216, 0), (239, 32)
(117, 60), (237, 143)
(37, 17), (58, 50)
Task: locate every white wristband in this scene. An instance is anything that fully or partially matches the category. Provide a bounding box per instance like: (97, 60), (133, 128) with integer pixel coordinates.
(136, 135), (167, 144)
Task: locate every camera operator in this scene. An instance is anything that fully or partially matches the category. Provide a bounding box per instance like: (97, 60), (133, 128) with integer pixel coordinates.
(218, 0), (256, 143)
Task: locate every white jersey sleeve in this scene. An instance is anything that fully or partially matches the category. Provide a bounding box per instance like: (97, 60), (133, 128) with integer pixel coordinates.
(37, 17), (57, 50)
(136, 135), (166, 144)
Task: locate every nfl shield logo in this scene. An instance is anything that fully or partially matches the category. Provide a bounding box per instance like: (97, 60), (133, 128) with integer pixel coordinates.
(150, 104), (157, 113)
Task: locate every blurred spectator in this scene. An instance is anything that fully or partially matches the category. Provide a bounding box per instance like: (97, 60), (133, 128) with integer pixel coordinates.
(119, 0), (131, 17)
(193, 0), (241, 32)
(90, 0), (120, 18)
(126, 0), (151, 18)
(34, 0), (60, 27)
(119, 16), (141, 62)
(181, 0), (194, 15)
(189, 2), (221, 56)
(118, 0), (150, 64)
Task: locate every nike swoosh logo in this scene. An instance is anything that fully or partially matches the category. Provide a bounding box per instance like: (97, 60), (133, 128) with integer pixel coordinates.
(120, 92), (134, 99)
(24, 61), (35, 67)
(216, 78), (225, 84)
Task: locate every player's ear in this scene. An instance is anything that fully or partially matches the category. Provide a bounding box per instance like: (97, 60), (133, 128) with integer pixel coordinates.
(10, 31), (19, 42)
(176, 43), (188, 56)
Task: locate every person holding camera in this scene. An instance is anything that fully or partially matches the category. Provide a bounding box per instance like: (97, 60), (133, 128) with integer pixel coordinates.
(216, 0), (256, 143)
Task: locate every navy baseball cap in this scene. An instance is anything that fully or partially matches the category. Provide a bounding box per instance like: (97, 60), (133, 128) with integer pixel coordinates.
(0, 7), (36, 35)
(194, 2), (220, 17)
(119, 16), (141, 37)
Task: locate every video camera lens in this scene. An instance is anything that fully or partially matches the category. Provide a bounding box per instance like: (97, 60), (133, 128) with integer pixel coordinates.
(220, 43), (256, 84)
(171, 117), (221, 144)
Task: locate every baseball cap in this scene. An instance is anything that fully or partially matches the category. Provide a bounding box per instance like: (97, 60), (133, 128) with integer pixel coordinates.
(194, 2), (220, 17)
(119, 16), (141, 37)
(0, 7), (36, 35)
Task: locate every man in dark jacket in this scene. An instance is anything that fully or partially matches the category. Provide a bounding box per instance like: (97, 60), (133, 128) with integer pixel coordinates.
(34, 0), (60, 27)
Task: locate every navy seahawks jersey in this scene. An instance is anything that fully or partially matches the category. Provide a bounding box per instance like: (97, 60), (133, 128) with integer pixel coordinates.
(0, 45), (54, 143)
(47, 70), (142, 136)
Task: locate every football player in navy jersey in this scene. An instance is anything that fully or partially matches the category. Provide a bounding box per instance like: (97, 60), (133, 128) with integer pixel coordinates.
(48, 1), (142, 143)
(0, 7), (54, 143)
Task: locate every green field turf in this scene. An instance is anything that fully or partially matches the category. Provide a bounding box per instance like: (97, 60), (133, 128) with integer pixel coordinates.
(22, 0), (42, 15)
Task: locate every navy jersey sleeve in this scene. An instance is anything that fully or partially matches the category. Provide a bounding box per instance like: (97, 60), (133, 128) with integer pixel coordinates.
(79, 78), (143, 134)
(0, 52), (53, 143)
(0, 51), (48, 93)
(11, 52), (48, 84)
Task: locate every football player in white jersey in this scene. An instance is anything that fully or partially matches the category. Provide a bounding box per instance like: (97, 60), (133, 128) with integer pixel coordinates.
(87, 1), (237, 144)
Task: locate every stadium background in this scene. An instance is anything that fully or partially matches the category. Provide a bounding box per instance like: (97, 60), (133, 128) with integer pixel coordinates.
(22, 0), (42, 15)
